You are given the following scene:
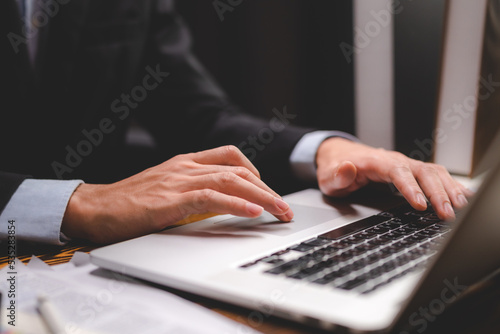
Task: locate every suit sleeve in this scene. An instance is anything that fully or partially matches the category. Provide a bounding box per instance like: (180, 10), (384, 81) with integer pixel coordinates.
(134, 0), (315, 191)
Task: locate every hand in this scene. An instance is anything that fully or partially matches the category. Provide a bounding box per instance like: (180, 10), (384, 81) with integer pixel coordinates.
(62, 146), (293, 244)
(316, 137), (474, 220)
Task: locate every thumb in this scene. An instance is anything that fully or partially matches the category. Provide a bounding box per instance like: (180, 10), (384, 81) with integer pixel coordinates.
(319, 161), (357, 196)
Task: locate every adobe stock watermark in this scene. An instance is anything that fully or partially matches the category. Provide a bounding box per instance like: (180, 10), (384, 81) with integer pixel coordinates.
(213, 0), (244, 22)
(234, 265), (313, 334)
(408, 73), (500, 162)
(235, 289), (285, 334)
(8, 0), (70, 54)
(340, 0), (409, 64)
(238, 106), (296, 162)
(51, 65), (169, 179)
(399, 277), (467, 334)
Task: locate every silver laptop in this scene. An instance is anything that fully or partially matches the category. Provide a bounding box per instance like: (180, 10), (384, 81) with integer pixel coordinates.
(90, 130), (500, 333)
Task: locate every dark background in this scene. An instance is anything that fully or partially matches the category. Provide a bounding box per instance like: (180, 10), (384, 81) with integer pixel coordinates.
(176, 0), (445, 158)
(176, 0), (355, 135)
(394, 0), (446, 158)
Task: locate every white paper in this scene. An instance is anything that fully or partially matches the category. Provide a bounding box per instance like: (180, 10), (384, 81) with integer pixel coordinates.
(0, 253), (261, 334)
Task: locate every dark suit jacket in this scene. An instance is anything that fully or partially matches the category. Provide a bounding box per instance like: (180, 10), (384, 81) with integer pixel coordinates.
(0, 0), (312, 213)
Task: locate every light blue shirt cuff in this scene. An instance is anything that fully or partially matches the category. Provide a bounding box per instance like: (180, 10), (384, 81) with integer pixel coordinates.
(289, 130), (359, 182)
(0, 179), (84, 245)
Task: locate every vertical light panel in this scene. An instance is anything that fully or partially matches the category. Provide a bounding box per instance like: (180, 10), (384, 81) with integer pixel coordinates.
(433, 0), (488, 175)
(354, 0), (394, 150)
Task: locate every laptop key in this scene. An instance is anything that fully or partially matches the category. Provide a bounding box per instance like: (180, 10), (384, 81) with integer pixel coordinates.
(429, 224), (450, 233)
(426, 212), (440, 220)
(417, 229), (440, 237)
(368, 236), (392, 246)
(390, 239), (415, 252)
(340, 238), (359, 246)
(379, 221), (402, 230)
(289, 264), (325, 279)
(297, 253), (318, 263)
(265, 260), (302, 275)
(289, 243), (315, 252)
(351, 259), (368, 271)
(339, 250), (356, 261)
(381, 261), (397, 272)
(352, 245), (370, 255)
(319, 215), (390, 240)
(407, 210), (428, 217)
(272, 249), (290, 256)
(394, 227), (417, 235)
(398, 215), (420, 224)
(358, 231), (377, 239)
(407, 234), (428, 242)
(303, 237), (332, 247)
(363, 242), (380, 251)
(325, 242), (350, 251)
(418, 217), (442, 224)
(367, 266), (384, 279)
(313, 269), (348, 285)
(347, 234), (368, 243)
(394, 254), (412, 266)
(367, 226), (391, 234)
(407, 251), (425, 261)
(377, 211), (395, 218)
(365, 254), (382, 264)
(409, 248), (427, 256)
(240, 261), (257, 268)
(406, 222), (428, 230)
(260, 256), (285, 265)
(337, 275), (370, 290)
(385, 232), (405, 240)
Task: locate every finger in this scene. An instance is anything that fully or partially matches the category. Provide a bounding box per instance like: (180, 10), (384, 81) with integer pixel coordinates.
(458, 182), (475, 197)
(319, 161), (358, 197)
(414, 167), (455, 220)
(389, 166), (428, 211)
(436, 168), (469, 209)
(186, 173), (292, 221)
(191, 145), (260, 178)
(188, 165), (282, 199)
(181, 189), (265, 219)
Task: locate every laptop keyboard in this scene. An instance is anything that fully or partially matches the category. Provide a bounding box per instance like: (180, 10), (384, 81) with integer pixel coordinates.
(240, 204), (452, 294)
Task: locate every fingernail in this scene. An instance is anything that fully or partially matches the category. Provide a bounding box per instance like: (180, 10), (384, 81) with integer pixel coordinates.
(416, 193), (427, 208)
(246, 203), (263, 216)
(275, 198), (290, 212)
(444, 202), (455, 219)
(457, 194), (468, 207)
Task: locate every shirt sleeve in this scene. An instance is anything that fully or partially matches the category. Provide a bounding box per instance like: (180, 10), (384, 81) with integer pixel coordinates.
(289, 130), (360, 182)
(0, 179), (84, 245)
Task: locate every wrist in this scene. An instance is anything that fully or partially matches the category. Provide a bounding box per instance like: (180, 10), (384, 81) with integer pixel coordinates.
(316, 137), (351, 168)
(61, 183), (99, 242)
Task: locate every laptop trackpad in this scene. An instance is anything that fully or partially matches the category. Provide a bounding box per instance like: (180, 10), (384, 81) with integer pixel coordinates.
(211, 204), (342, 236)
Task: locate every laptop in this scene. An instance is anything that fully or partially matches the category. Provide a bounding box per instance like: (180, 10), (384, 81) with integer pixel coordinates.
(90, 133), (500, 333)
